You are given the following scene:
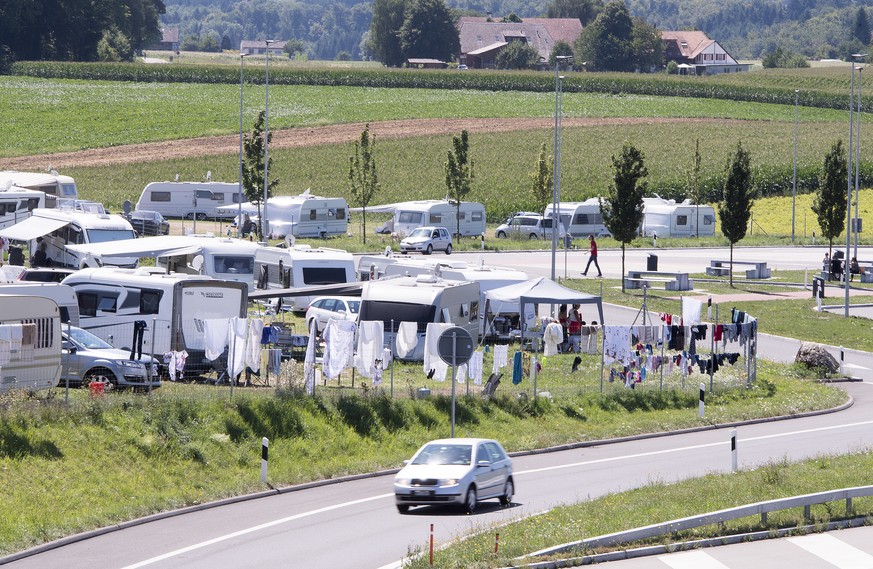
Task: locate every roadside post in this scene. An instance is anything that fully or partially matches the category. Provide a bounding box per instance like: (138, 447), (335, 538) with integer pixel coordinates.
(438, 326), (474, 438)
(698, 383), (705, 418)
(260, 437), (268, 483)
(731, 429), (738, 472)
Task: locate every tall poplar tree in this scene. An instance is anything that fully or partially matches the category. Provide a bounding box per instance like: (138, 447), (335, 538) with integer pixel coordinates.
(445, 130), (474, 243)
(812, 139), (848, 258)
(718, 142), (755, 287)
(241, 111), (279, 238)
(601, 142), (647, 291)
(348, 124), (380, 244)
(530, 142), (554, 213)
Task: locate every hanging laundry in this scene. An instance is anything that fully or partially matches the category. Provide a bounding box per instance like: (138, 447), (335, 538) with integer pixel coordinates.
(511, 351), (523, 385)
(423, 323), (452, 382)
(246, 318), (264, 373)
(395, 321), (419, 359)
(204, 318), (230, 361)
(542, 319), (563, 356)
(303, 322), (317, 394)
(356, 321), (384, 378)
(323, 319), (357, 380)
(492, 344), (509, 374)
(682, 297), (703, 325)
(227, 317), (248, 379)
(468, 351), (484, 385)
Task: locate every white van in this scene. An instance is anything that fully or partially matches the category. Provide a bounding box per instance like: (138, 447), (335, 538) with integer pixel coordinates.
(62, 267), (248, 374)
(19, 206), (137, 269)
(0, 186), (45, 230)
(0, 294), (62, 392)
(136, 181), (242, 220)
(358, 275), (480, 361)
(544, 199), (611, 237)
(216, 191), (349, 238)
(641, 197), (716, 238)
(391, 200), (486, 237)
(254, 245), (356, 312)
(0, 283), (79, 325)
(0, 170), (78, 208)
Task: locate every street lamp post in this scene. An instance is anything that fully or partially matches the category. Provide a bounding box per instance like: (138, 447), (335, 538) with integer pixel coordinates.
(238, 52), (247, 239)
(551, 55), (571, 284)
(846, 54), (866, 317)
(855, 67), (863, 259)
(262, 39), (275, 242)
(792, 89), (798, 243)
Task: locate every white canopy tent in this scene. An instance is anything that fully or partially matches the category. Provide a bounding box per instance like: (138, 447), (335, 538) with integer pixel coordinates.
(484, 277), (604, 345)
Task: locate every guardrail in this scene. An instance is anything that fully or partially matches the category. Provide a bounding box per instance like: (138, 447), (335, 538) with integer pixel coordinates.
(523, 485), (873, 559)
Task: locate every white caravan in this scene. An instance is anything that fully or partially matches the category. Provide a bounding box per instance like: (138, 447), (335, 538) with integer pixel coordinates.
(6, 206), (138, 269)
(0, 294), (62, 392)
(0, 186), (45, 230)
(0, 170), (78, 208)
(136, 181), (242, 220)
(0, 283), (79, 325)
(62, 267), (248, 374)
(389, 200), (486, 237)
(216, 191), (349, 238)
(254, 245), (355, 312)
(543, 198), (611, 237)
(641, 197), (716, 238)
(358, 275), (480, 361)
(67, 235), (261, 291)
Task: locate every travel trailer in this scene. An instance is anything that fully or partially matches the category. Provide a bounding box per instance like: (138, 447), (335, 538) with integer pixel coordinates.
(0, 186), (45, 230)
(10, 206), (138, 269)
(62, 268), (248, 374)
(0, 283), (79, 325)
(216, 191), (349, 238)
(358, 275), (480, 361)
(543, 198), (611, 237)
(136, 181), (242, 220)
(0, 170), (78, 208)
(385, 200), (486, 237)
(68, 235), (261, 291)
(0, 294), (62, 392)
(641, 197), (716, 238)
(254, 245), (356, 312)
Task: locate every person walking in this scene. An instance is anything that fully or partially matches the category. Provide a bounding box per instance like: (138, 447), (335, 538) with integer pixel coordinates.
(582, 234), (602, 277)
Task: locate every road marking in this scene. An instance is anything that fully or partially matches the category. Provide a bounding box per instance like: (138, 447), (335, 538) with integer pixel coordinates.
(787, 533), (873, 568)
(120, 493), (394, 569)
(657, 549), (731, 568)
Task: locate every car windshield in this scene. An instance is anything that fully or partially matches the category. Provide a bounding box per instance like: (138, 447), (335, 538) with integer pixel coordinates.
(86, 229), (137, 243)
(66, 327), (113, 349)
(411, 443), (472, 466)
(408, 228), (431, 238)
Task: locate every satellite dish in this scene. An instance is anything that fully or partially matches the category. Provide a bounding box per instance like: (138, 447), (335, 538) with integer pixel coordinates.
(190, 255), (204, 272)
(175, 174), (180, 182)
(206, 170), (212, 181)
(122, 200), (132, 215)
(384, 246), (392, 257)
(285, 234), (296, 247)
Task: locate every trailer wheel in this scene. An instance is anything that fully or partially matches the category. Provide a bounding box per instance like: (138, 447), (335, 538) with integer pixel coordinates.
(184, 212), (194, 220)
(196, 213), (207, 221)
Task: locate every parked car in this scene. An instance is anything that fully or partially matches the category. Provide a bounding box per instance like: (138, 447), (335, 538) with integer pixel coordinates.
(125, 210), (170, 236)
(305, 295), (361, 334)
(495, 215), (567, 240)
(16, 267), (75, 283)
(399, 226), (452, 255)
(61, 326), (161, 389)
(394, 438), (514, 514)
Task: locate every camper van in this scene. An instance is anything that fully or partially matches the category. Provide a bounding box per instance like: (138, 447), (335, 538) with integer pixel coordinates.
(254, 245), (356, 312)
(641, 197), (716, 238)
(0, 294), (62, 392)
(216, 191), (349, 238)
(22, 206), (137, 269)
(0, 186), (45, 231)
(0, 170), (78, 208)
(543, 199), (611, 238)
(136, 181), (242, 220)
(390, 200), (486, 237)
(0, 283), (79, 325)
(62, 267), (248, 374)
(358, 275), (480, 361)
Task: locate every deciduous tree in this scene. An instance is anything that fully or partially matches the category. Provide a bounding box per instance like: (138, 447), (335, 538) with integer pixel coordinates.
(445, 130), (474, 243)
(348, 124), (380, 244)
(601, 142), (647, 291)
(545, 0), (603, 26)
(575, 1), (634, 72)
(398, 0), (459, 63)
(718, 142), (755, 287)
(530, 143), (554, 213)
(241, 111), (279, 238)
(370, 0), (406, 67)
(496, 41), (541, 70)
(812, 139), (848, 258)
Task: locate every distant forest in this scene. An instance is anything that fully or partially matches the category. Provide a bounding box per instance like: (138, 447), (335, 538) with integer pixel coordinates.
(161, 0), (873, 61)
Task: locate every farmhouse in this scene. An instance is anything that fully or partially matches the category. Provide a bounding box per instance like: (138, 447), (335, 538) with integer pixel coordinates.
(662, 31), (750, 75)
(240, 40), (287, 56)
(457, 17), (582, 69)
(145, 27), (179, 52)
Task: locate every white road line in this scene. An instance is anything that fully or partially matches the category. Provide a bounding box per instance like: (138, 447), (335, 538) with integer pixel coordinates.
(657, 549), (731, 569)
(787, 533), (873, 569)
(120, 493), (394, 569)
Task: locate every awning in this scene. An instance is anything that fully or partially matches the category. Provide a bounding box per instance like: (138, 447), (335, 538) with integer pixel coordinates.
(0, 216), (69, 241)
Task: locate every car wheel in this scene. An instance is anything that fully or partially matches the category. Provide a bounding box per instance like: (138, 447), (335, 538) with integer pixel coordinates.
(84, 367), (116, 388)
(500, 478), (514, 506)
(529, 233), (539, 240)
(496, 231), (506, 238)
(445, 243), (452, 255)
(424, 244), (433, 255)
(464, 486), (478, 513)
(397, 504), (410, 514)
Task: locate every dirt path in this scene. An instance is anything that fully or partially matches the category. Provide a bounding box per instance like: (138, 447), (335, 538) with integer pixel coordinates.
(1, 117), (739, 171)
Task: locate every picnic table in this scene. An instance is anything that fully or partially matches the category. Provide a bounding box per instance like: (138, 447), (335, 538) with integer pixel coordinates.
(706, 260), (771, 279)
(624, 270), (693, 291)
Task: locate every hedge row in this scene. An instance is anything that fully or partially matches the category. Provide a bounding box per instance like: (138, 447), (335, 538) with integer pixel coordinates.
(10, 61), (853, 112)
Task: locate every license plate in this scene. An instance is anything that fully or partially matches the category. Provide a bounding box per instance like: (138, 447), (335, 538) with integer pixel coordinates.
(411, 490), (434, 496)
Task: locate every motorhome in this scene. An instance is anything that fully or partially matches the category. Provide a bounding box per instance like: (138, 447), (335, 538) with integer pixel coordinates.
(641, 197), (716, 238)
(543, 199), (611, 237)
(254, 245), (356, 312)
(62, 268), (248, 374)
(0, 294), (62, 392)
(0, 186), (45, 230)
(10, 206), (138, 269)
(0, 170), (78, 208)
(136, 181), (242, 220)
(216, 191), (349, 238)
(68, 235), (261, 291)
(358, 275), (480, 361)
(0, 283), (79, 325)
(390, 200), (486, 237)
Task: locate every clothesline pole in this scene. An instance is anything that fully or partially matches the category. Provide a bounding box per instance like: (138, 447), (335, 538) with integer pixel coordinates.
(709, 320), (715, 392)
(450, 332), (457, 439)
(390, 319), (395, 399)
(64, 321), (71, 405)
(599, 329), (604, 394)
(149, 317), (156, 396)
(659, 324), (665, 391)
(229, 324), (236, 399)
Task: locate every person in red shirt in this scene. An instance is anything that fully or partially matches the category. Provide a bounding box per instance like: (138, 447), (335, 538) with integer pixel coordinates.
(582, 234), (602, 277)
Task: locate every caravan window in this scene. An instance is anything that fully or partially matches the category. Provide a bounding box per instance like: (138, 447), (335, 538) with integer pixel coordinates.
(140, 290), (162, 314)
(360, 301), (435, 331)
(336, 208), (346, 220)
(87, 229), (136, 243)
(26, 198), (40, 211)
(150, 192), (171, 202)
(211, 193), (225, 201)
(398, 212), (423, 224)
(61, 183), (77, 197)
(78, 293), (98, 317)
(310, 209), (318, 220)
(195, 190), (213, 200)
(429, 214), (443, 224)
(301, 266), (348, 285)
(214, 255), (254, 275)
(676, 215), (688, 226)
(97, 295), (117, 313)
(703, 214), (715, 225)
(472, 211), (483, 222)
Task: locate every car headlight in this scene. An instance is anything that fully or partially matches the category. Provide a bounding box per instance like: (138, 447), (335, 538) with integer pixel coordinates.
(395, 478), (411, 486)
(440, 478), (459, 486)
(116, 360), (145, 369)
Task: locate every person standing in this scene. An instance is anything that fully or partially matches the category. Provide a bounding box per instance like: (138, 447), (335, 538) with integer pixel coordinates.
(582, 234), (602, 277)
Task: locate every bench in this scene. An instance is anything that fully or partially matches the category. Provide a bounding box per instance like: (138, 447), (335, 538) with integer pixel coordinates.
(625, 270), (693, 291)
(851, 260), (873, 283)
(707, 260), (771, 279)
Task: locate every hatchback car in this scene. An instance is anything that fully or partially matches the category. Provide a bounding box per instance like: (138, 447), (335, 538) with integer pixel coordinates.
(394, 438), (514, 513)
(399, 226), (452, 255)
(61, 326), (161, 389)
(495, 215), (567, 240)
(305, 295), (361, 334)
(125, 210), (170, 236)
